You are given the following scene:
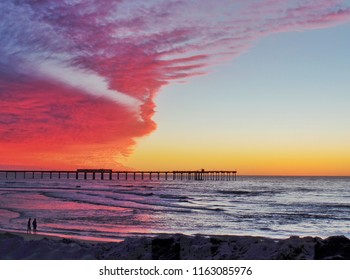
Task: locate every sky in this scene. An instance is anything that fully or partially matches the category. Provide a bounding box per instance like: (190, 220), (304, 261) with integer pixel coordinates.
(0, 0), (350, 175)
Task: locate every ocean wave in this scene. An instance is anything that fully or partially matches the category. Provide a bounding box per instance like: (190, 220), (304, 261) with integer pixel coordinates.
(1, 177), (349, 240)
(217, 190), (278, 196)
(159, 194), (189, 200)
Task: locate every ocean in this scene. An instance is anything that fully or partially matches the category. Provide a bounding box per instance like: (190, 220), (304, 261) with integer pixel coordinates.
(0, 175), (349, 242)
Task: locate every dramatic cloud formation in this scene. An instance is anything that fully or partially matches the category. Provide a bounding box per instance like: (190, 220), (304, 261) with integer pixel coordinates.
(1, 0), (350, 169)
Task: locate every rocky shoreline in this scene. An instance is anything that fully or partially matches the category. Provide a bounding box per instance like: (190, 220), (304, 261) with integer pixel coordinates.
(0, 232), (349, 260)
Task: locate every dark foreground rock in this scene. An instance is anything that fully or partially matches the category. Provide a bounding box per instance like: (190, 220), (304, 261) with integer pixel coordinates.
(314, 236), (350, 260)
(0, 232), (349, 260)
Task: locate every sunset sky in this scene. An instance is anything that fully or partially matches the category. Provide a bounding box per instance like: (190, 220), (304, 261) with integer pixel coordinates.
(1, 0), (350, 175)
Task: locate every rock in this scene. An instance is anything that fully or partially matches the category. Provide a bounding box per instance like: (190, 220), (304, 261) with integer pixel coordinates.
(151, 237), (180, 260)
(314, 235), (350, 260)
(1, 232), (349, 260)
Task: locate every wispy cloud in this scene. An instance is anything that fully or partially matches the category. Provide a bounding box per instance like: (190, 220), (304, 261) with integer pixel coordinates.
(1, 0), (349, 168)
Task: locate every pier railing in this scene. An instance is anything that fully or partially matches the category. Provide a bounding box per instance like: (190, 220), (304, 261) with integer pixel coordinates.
(0, 169), (237, 181)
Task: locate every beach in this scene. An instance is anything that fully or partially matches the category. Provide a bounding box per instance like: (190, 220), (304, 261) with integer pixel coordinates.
(1, 176), (349, 260)
(1, 231), (349, 260)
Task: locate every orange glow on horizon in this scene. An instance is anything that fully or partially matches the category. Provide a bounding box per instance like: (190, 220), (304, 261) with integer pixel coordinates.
(124, 139), (350, 176)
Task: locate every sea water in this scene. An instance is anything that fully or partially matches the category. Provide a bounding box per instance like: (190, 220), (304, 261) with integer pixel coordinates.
(0, 175), (349, 241)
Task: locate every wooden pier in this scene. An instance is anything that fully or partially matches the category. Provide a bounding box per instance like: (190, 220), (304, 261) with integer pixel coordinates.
(0, 169), (237, 181)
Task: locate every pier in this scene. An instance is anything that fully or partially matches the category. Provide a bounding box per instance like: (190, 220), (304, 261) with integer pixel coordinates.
(0, 169), (237, 181)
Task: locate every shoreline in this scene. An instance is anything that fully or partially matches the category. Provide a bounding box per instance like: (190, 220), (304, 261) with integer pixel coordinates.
(0, 231), (349, 260)
(0, 229), (125, 243)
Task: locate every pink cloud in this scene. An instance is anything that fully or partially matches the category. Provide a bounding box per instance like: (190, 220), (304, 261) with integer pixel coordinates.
(0, 0), (349, 169)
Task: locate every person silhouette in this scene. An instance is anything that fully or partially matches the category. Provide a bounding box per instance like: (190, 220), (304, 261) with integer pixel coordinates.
(32, 218), (37, 234)
(27, 218), (32, 234)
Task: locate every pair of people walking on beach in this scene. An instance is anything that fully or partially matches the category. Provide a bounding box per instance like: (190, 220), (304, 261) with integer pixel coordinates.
(27, 218), (37, 234)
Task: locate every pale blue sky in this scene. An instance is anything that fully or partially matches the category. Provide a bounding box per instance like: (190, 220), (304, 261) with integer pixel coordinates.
(128, 22), (350, 174)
